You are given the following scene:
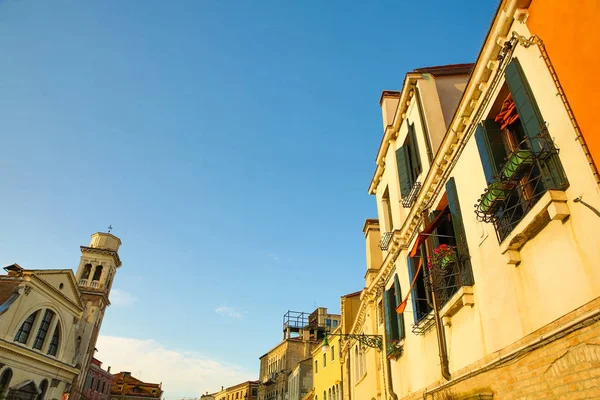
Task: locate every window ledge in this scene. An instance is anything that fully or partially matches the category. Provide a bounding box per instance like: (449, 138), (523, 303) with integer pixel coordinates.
(440, 286), (475, 327)
(499, 190), (569, 265)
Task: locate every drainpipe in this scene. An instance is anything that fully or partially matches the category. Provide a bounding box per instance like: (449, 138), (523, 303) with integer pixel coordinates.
(382, 323), (398, 400)
(422, 210), (451, 381)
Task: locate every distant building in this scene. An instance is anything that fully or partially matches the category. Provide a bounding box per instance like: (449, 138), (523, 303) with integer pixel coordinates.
(82, 358), (113, 400)
(287, 359), (312, 400)
(0, 232), (122, 400)
(206, 381), (258, 400)
(110, 372), (162, 400)
(258, 308), (340, 400)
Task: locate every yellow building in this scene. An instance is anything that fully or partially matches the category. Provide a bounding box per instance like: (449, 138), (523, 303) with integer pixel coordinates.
(359, 0), (600, 398)
(311, 326), (341, 400)
(0, 232), (122, 400)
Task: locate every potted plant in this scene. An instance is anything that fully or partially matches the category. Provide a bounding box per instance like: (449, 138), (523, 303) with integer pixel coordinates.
(434, 244), (457, 270)
(386, 339), (403, 360)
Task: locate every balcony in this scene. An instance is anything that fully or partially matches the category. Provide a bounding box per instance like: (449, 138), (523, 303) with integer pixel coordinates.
(79, 279), (88, 286)
(402, 181), (421, 208)
(475, 132), (568, 242)
(378, 232), (393, 251)
(427, 245), (471, 307)
(90, 280), (101, 289)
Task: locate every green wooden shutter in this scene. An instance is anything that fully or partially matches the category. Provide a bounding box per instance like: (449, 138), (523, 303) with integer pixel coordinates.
(408, 122), (422, 177)
(396, 146), (412, 197)
(505, 58), (544, 151)
(505, 58), (569, 189)
(474, 120), (507, 183)
(383, 287), (393, 344)
(446, 177), (474, 286)
(393, 274), (406, 340)
(406, 255), (419, 324)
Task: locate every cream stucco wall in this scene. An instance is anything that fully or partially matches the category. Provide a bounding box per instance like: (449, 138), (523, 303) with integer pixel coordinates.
(373, 13), (600, 400)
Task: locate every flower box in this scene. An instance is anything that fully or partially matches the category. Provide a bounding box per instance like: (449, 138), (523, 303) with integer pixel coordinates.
(502, 149), (534, 181)
(479, 181), (515, 214)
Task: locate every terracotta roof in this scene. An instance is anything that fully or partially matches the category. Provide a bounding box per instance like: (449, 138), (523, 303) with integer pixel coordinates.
(0, 279), (20, 305)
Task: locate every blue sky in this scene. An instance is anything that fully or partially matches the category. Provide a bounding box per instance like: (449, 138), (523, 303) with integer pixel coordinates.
(0, 0), (497, 397)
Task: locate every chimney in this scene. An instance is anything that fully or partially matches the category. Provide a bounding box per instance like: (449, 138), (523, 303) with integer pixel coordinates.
(379, 91), (401, 130)
(107, 366), (111, 373)
(363, 219), (383, 287)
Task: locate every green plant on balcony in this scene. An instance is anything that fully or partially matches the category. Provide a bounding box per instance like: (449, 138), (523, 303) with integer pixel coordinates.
(502, 148), (534, 181)
(386, 339), (403, 360)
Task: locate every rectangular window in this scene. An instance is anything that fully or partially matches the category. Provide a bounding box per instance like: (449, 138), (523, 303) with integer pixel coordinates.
(323, 353), (327, 368)
(252, 388), (257, 396)
(314, 360), (318, 373)
(331, 346), (335, 361)
(332, 320), (338, 328)
(33, 309), (55, 350)
(326, 319), (332, 327)
(475, 58), (568, 241)
(382, 187), (394, 231)
(396, 121), (423, 198)
(383, 274), (406, 356)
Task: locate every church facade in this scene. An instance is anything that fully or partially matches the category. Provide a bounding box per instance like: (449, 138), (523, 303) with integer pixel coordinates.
(0, 232), (122, 400)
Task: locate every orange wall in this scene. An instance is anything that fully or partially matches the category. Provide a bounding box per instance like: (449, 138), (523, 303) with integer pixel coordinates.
(527, 0), (600, 173)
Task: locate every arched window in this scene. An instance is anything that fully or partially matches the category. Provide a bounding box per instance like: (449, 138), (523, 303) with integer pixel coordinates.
(47, 325), (60, 356)
(38, 379), (49, 400)
(92, 266), (103, 281)
(328, 388), (331, 400)
(33, 310), (55, 350)
(82, 264), (92, 280)
(14, 311), (39, 344)
(323, 391), (326, 400)
(0, 368), (13, 396)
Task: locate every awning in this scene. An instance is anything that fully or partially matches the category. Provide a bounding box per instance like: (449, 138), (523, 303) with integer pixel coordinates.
(409, 205), (449, 257)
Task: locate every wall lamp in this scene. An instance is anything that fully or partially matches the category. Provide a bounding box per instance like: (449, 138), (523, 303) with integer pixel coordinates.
(321, 331), (383, 353)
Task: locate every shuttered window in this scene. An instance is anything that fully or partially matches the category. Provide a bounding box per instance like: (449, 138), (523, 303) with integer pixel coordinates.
(446, 178), (474, 285)
(396, 121), (423, 198)
(504, 58), (568, 189)
(383, 274), (405, 352)
(475, 120), (507, 183)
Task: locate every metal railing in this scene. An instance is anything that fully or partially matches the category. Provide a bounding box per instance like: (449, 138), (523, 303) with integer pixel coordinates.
(402, 181), (422, 208)
(475, 130), (568, 242)
(378, 232), (394, 251)
(78, 279), (88, 286)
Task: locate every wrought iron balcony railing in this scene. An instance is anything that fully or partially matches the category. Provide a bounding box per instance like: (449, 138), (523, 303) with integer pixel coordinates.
(474, 131), (568, 242)
(402, 181), (422, 208)
(378, 231), (394, 251)
(426, 245), (470, 307)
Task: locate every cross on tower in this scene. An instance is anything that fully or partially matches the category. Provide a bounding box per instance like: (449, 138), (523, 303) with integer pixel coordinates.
(107, 225), (113, 233)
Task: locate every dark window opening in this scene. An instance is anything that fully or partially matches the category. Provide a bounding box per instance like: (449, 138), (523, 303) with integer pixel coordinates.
(33, 309), (55, 350)
(82, 264), (92, 280)
(14, 311), (39, 344)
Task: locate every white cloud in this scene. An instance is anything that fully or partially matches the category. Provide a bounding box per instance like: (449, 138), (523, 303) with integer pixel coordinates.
(214, 306), (243, 319)
(96, 336), (254, 397)
(110, 289), (137, 306)
(266, 253), (280, 261)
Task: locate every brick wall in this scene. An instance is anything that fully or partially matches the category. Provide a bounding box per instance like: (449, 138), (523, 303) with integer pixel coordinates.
(399, 297), (600, 399)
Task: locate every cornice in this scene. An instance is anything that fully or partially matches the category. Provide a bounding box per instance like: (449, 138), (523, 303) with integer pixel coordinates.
(80, 246), (122, 267)
(361, 0), (521, 303)
(369, 73), (424, 195)
(0, 338), (79, 375)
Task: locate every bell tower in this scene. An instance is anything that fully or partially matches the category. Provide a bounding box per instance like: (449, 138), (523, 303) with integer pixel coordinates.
(72, 232), (122, 399)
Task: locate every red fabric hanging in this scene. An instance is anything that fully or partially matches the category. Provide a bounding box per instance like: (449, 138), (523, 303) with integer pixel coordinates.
(495, 93), (519, 129)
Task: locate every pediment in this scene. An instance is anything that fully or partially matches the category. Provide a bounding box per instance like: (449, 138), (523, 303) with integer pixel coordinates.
(32, 270), (84, 309)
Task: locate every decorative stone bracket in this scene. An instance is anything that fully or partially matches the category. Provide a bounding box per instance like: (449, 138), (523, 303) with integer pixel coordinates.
(499, 190), (569, 265)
